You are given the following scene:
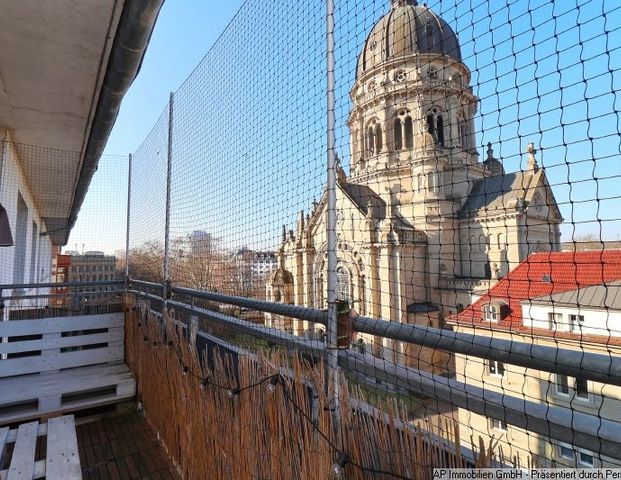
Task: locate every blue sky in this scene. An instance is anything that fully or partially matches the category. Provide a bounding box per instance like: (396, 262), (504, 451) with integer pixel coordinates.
(69, 0), (621, 255)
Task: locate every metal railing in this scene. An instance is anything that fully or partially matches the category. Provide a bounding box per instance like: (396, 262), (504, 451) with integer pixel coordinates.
(126, 281), (621, 460)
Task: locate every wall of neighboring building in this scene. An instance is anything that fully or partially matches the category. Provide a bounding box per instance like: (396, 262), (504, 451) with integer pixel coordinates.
(452, 324), (621, 468)
(524, 303), (621, 338)
(0, 133), (53, 297)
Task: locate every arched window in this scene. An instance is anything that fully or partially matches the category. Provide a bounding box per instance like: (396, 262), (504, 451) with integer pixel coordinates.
(367, 127), (375, 155)
(336, 267), (351, 302)
(375, 124), (383, 153)
(478, 234), (486, 252)
(426, 114), (435, 138)
(404, 117), (413, 149)
(497, 233), (505, 250)
(436, 115), (445, 146)
(426, 108), (445, 146)
(394, 119), (403, 150)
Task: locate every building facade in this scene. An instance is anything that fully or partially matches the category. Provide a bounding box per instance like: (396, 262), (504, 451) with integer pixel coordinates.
(447, 251), (621, 467)
(267, 0), (562, 368)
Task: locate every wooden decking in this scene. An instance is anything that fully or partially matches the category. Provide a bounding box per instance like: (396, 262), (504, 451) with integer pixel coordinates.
(77, 413), (178, 480)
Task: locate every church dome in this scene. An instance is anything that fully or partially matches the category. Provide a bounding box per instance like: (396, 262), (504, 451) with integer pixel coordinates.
(356, 0), (462, 78)
(483, 143), (505, 176)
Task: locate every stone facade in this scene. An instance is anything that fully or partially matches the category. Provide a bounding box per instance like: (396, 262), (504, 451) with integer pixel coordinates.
(266, 0), (562, 369)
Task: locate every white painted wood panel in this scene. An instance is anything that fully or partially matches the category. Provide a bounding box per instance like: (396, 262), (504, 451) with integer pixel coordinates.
(0, 327), (124, 355)
(0, 343), (123, 377)
(0, 363), (131, 404)
(46, 416), (81, 479)
(7, 422), (37, 480)
(0, 313), (123, 337)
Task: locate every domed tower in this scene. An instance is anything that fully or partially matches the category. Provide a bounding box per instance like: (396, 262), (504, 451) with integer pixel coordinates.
(348, 0), (481, 202)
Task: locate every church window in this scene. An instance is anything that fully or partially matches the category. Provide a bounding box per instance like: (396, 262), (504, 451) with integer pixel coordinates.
(274, 290), (281, 302)
(394, 70), (407, 82)
(404, 117), (413, 149)
(436, 115), (445, 146)
(497, 233), (505, 249)
(336, 267), (351, 302)
(367, 126), (376, 155)
(426, 114), (435, 138)
(375, 124), (383, 153)
(426, 108), (445, 146)
(428, 66), (438, 79)
(394, 118), (403, 150)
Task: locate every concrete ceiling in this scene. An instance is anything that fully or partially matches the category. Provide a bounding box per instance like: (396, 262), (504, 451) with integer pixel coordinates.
(0, 0), (123, 241)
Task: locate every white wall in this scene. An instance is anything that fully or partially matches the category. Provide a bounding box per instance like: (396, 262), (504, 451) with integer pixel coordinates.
(0, 132), (53, 300)
(523, 302), (621, 338)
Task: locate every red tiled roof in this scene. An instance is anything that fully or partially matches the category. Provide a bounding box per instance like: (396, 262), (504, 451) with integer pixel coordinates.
(447, 250), (621, 332)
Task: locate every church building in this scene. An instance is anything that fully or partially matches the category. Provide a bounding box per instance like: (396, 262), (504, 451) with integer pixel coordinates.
(266, 0), (562, 367)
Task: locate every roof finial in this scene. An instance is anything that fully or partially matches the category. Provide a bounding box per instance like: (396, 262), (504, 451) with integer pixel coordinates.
(391, 0), (417, 9)
(527, 142), (539, 172)
(487, 142), (494, 160)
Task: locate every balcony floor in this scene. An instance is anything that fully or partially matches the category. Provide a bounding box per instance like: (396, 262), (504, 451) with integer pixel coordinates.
(76, 412), (178, 480)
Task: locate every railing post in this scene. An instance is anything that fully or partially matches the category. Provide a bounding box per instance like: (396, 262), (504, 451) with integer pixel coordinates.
(124, 153), (132, 289)
(325, 0), (341, 447)
(163, 92), (174, 313)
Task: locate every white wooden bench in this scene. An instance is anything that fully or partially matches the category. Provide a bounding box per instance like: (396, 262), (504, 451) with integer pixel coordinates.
(0, 415), (81, 479)
(0, 313), (135, 425)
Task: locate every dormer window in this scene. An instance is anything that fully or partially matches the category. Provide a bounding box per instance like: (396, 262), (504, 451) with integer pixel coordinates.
(483, 302), (508, 322)
(483, 304), (498, 322)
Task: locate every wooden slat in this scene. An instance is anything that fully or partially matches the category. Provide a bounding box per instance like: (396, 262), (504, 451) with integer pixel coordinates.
(46, 416), (81, 479)
(0, 363), (131, 405)
(0, 327), (124, 355)
(0, 343), (124, 377)
(5, 424), (47, 444)
(7, 422), (38, 480)
(0, 313), (123, 337)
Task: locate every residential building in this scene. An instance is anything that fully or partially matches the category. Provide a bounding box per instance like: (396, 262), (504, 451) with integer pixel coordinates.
(446, 250), (621, 467)
(0, 0), (160, 315)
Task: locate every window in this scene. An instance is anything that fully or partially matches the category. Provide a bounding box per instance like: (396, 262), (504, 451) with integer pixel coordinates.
(557, 443), (574, 461)
(555, 374), (570, 396)
(488, 360), (505, 377)
(578, 450), (594, 467)
(367, 127), (376, 156)
(336, 267), (351, 302)
(375, 124), (383, 153)
(404, 116), (413, 149)
(394, 119), (403, 150)
(426, 108), (445, 146)
(483, 305), (498, 322)
(575, 377), (589, 400)
(548, 312), (562, 330)
(417, 174), (423, 193)
(488, 418), (507, 432)
(570, 314), (585, 332)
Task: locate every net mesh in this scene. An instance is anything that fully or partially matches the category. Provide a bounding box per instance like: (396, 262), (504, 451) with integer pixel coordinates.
(2, 0), (616, 473)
